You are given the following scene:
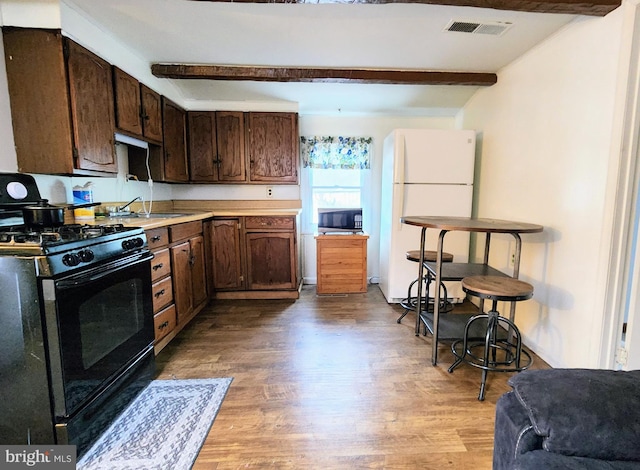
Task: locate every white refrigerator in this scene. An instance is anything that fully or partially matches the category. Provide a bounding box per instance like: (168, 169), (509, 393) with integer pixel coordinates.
(379, 128), (476, 303)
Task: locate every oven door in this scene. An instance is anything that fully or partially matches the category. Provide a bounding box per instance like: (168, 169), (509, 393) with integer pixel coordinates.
(41, 250), (154, 419)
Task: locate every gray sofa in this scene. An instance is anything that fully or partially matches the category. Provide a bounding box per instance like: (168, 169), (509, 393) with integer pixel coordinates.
(493, 368), (640, 469)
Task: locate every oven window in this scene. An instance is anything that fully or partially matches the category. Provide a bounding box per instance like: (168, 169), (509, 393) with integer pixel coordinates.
(80, 278), (146, 369)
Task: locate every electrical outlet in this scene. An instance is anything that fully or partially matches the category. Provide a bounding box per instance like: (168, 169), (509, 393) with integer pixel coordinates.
(266, 186), (273, 198)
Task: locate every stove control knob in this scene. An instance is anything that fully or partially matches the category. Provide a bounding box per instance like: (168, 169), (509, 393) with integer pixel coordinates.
(134, 237), (144, 248)
(122, 239), (133, 250)
(78, 249), (94, 262)
(62, 253), (80, 267)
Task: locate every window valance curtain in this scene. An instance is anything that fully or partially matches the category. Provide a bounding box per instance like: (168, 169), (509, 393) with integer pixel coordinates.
(300, 136), (372, 170)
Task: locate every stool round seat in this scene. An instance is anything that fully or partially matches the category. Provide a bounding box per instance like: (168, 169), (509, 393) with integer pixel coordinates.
(461, 276), (533, 302)
(405, 250), (454, 263)
(450, 275), (534, 401)
(397, 250), (454, 324)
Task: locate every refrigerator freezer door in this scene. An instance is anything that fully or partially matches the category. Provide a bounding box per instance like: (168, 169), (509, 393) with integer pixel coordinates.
(379, 184), (473, 303)
(390, 129), (476, 185)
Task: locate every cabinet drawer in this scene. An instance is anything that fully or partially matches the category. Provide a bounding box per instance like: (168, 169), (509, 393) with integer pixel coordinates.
(245, 216), (294, 231)
(153, 304), (176, 342)
(150, 248), (171, 282)
(152, 276), (174, 312)
(147, 227), (169, 249)
(170, 220), (202, 242)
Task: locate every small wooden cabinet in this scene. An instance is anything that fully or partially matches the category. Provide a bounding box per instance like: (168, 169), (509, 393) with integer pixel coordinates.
(162, 97), (189, 182)
(246, 112), (299, 184)
(113, 67), (143, 137)
(140, 84), (163, 142)
(205, 215), (300, 298)
(147, 221), (208, 354)
(169, 221), (208, 323)
(3, 28), (117, 175)
(113, 68), (163, 143)
(315, 233), (369, 294)
(188, 111), (246, 182)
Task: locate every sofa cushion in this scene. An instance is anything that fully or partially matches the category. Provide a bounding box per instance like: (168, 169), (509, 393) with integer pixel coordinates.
(509, 369), (640, 461)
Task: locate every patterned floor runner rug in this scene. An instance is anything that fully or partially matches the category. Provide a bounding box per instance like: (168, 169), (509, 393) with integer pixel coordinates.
(78, 378), (233, 470)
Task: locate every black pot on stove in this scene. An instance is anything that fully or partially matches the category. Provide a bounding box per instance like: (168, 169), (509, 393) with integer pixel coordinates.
(22, 199), (100, 228)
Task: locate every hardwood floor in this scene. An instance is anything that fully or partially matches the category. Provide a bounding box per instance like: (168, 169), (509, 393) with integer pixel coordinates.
(155, 285), (549, 469)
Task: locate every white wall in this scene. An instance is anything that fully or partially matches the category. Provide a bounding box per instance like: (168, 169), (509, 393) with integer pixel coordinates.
(461, 9), (627, 368)
(298, 115), (457, 285)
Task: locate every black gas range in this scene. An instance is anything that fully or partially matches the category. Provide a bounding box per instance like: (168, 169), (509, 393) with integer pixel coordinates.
(0, 173), (155, 458)
(0, 222), (147, 276)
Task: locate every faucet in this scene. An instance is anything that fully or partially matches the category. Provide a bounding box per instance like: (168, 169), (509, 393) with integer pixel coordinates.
(117, 196), (142, 213)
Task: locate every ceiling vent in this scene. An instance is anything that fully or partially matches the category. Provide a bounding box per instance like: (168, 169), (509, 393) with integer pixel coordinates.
(444, 20), (513, 36)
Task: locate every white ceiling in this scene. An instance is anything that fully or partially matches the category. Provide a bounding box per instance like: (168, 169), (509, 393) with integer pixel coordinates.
(65, 0), (579, 115)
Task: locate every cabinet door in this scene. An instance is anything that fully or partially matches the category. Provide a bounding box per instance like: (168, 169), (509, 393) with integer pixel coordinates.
(113, 67), (142, 136)
(188, 111), (218, 182)
(66, 40), (117, 173)
(3, 28), (75, 174)
(245, 232), (296, 290)
(216, 111), (246, 182)
(190, 235), (208, 307)
(141, 84), (163, 142)
(209, 219), (244, 290)
(171, 241), (193, 322)
(162, 98), (189, 182)
(247, 112), (298, 184)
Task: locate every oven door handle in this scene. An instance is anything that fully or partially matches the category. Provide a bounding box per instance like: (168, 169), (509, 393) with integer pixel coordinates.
(55, 251), (153, 289)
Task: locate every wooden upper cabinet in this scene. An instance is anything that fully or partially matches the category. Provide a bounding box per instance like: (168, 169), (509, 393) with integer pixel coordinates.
(141, 84), (163, 142)
(216, 111), (246, 182)
(188, 111), (218, 182)
(246, 112), (298, 184)
(162, 97), (189, 182)
(188, 111), (246, 183)
(113, 67), (143, 136)
(3, 28), (117, 174)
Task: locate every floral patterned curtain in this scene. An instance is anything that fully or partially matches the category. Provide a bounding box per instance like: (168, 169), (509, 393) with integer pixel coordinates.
(300, 136), (372, 169)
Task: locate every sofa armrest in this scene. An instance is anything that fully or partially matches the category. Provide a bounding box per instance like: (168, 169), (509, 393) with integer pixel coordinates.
(494, 391), (544, 470)
(508, 369), (640, 462)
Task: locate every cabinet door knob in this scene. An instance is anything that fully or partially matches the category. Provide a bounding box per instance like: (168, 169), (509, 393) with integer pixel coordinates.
(154, 289), (165, 298)
(152, 263), (164, 271)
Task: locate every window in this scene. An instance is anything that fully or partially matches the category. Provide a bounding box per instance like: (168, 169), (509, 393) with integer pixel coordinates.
(300, 136), (372, 232)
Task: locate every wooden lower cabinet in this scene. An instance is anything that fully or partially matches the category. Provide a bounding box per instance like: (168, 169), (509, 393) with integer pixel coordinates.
(170, 222), (208, 323)
(205, 215), (300, 299)
(315, 233), (369, 294)
(147, 221), (208, 354)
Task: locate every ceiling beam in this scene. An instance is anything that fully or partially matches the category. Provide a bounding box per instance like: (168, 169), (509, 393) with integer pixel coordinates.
(188, 0), (620, 16)
(151, 64), (498, 86)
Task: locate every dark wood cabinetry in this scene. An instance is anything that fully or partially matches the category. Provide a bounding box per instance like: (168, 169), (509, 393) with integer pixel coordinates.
(3, 28), (117, 174)
(169, 221), (207, 323)
(206, 218), (244, 290)
(113, 68), (163, 144)
(162, 98), (189, 182)
(246, 112), (298, 184)
(206, 215), (299, 298)
(113, 67), (143, 137)
(188, 111), (246, 182)
(140, 84), (163, 142)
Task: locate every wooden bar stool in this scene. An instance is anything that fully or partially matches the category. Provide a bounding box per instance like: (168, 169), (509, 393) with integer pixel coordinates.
(397, 249), (453, 324)
(448, 275), (533, 401)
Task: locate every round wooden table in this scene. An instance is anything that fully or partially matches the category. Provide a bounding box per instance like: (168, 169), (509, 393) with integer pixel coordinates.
(400, 216), (543, 366)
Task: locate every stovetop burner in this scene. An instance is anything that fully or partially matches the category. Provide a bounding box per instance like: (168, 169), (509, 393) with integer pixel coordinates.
(0, 223), (135, 247)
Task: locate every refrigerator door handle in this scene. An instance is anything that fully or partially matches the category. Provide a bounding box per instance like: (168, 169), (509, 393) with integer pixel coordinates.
(396, 183), (405, 232)
(396, 135), (405, 186)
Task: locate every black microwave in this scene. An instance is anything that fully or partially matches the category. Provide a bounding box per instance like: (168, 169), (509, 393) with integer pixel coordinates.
(318, 208), (363, 234)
